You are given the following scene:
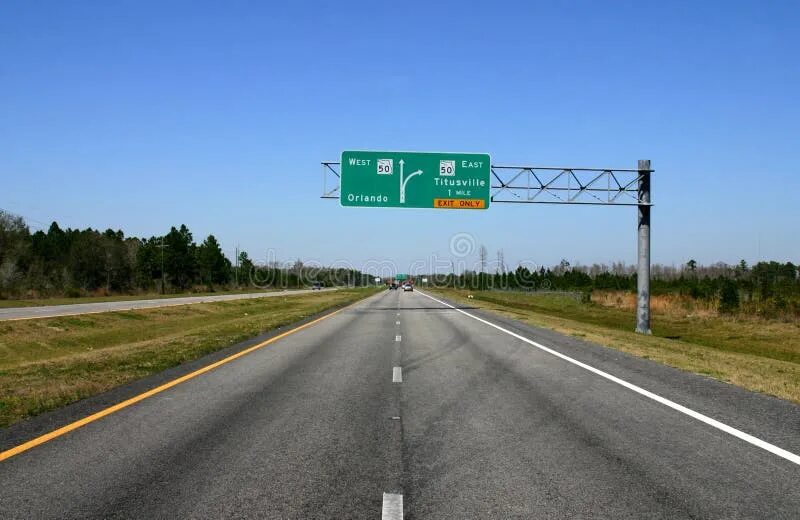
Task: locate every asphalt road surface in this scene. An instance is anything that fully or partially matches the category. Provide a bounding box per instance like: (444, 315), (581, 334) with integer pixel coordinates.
(1, 289), (798, 518)
(0, 288), (337, 321)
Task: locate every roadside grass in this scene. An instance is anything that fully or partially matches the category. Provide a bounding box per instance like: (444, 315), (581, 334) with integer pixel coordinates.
(0, 288), (378, 427)
(429, 288), (800, 404)
(0, 287), (285, 309)
(592, 290), (719, 318)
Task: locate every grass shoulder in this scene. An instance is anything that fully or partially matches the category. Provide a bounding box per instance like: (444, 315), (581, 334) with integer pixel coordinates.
(0, 287), (379, 427)
(428, 288), (800, 404)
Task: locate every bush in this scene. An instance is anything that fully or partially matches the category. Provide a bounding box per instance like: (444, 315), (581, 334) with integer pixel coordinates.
(719, 280), (740, 314)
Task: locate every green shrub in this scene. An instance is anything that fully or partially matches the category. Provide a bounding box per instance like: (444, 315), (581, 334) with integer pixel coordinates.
(719, 280), (740, 314)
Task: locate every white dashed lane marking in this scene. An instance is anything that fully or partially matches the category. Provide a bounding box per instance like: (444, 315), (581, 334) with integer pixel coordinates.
(382, 493), (403, 519)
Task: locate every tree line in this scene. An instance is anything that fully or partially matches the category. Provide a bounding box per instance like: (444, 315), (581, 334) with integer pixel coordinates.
(427, 257), (800, 318)
(0, 211), (370, 298)
(2, 210), (797, 316)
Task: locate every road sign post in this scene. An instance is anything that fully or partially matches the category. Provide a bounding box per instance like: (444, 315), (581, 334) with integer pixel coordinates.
(340, 151), (490, 210)
(636, 160), (652, 334)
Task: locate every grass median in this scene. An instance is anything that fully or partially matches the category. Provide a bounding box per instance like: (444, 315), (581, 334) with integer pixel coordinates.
(0, 288), (282, 309)
(0, 287), (378, 427)
(429, 288), (800, 404)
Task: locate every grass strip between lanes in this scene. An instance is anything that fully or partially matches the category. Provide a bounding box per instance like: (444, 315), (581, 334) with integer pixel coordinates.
(0, 288), (283, 309)
(429, 288), (800, 404)
(0, 288), (379, 427)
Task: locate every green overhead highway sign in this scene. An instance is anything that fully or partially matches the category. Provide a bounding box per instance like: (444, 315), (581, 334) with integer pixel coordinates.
(340, 151), (491, 209)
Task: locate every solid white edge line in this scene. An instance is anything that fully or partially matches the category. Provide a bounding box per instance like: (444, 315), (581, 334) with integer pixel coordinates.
(416, 290), (800, 466)
(393, 366), (403, 383)
(382, 492), (403, 520)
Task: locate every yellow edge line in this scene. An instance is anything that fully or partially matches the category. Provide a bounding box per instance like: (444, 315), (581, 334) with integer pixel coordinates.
(0, 296), (361, 462)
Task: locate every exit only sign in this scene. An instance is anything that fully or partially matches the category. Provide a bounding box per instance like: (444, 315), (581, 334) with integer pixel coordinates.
(340, 151), (491, 209)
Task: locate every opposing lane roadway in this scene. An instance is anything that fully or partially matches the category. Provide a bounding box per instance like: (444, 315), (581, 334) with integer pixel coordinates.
(0, 288), (337, 321)
(1, 289), (798, 518)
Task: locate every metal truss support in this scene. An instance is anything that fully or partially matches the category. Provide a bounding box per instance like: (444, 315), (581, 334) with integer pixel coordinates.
(320, 159), (654, 333)
(489, 165), (649, 206)
(321, 162), (340, 199)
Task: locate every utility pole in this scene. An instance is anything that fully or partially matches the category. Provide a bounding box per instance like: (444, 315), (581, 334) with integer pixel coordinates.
(235, 245), (239, 288)
(156, 237), (168, 295)
(636, 159), (652, 334)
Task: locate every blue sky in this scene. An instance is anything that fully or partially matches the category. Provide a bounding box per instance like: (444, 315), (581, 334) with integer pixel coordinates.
(2, 1), (798, 273)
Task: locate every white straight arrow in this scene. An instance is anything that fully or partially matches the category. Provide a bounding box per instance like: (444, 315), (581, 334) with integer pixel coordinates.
(399, 159), (405, 203)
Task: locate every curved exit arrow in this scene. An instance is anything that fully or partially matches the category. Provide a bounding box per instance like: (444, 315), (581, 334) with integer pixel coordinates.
(399, 159), (423, 204)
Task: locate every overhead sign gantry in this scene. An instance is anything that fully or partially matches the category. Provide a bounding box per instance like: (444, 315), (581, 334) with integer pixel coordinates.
(323, 153), (653, 334)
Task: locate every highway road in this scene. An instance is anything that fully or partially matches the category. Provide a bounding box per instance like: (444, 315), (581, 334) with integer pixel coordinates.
(0, 288), (337, 321)
(1, 289), (798, 518)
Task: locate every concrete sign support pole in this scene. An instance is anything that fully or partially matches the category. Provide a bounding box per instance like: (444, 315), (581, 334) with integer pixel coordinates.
(636, 159), (652, 334)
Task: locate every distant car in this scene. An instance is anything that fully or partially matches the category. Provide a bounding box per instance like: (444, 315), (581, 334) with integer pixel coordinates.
(389, 283), (398, 290)
(312, 282), (322, 290)
(402, 283), (413, 292)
